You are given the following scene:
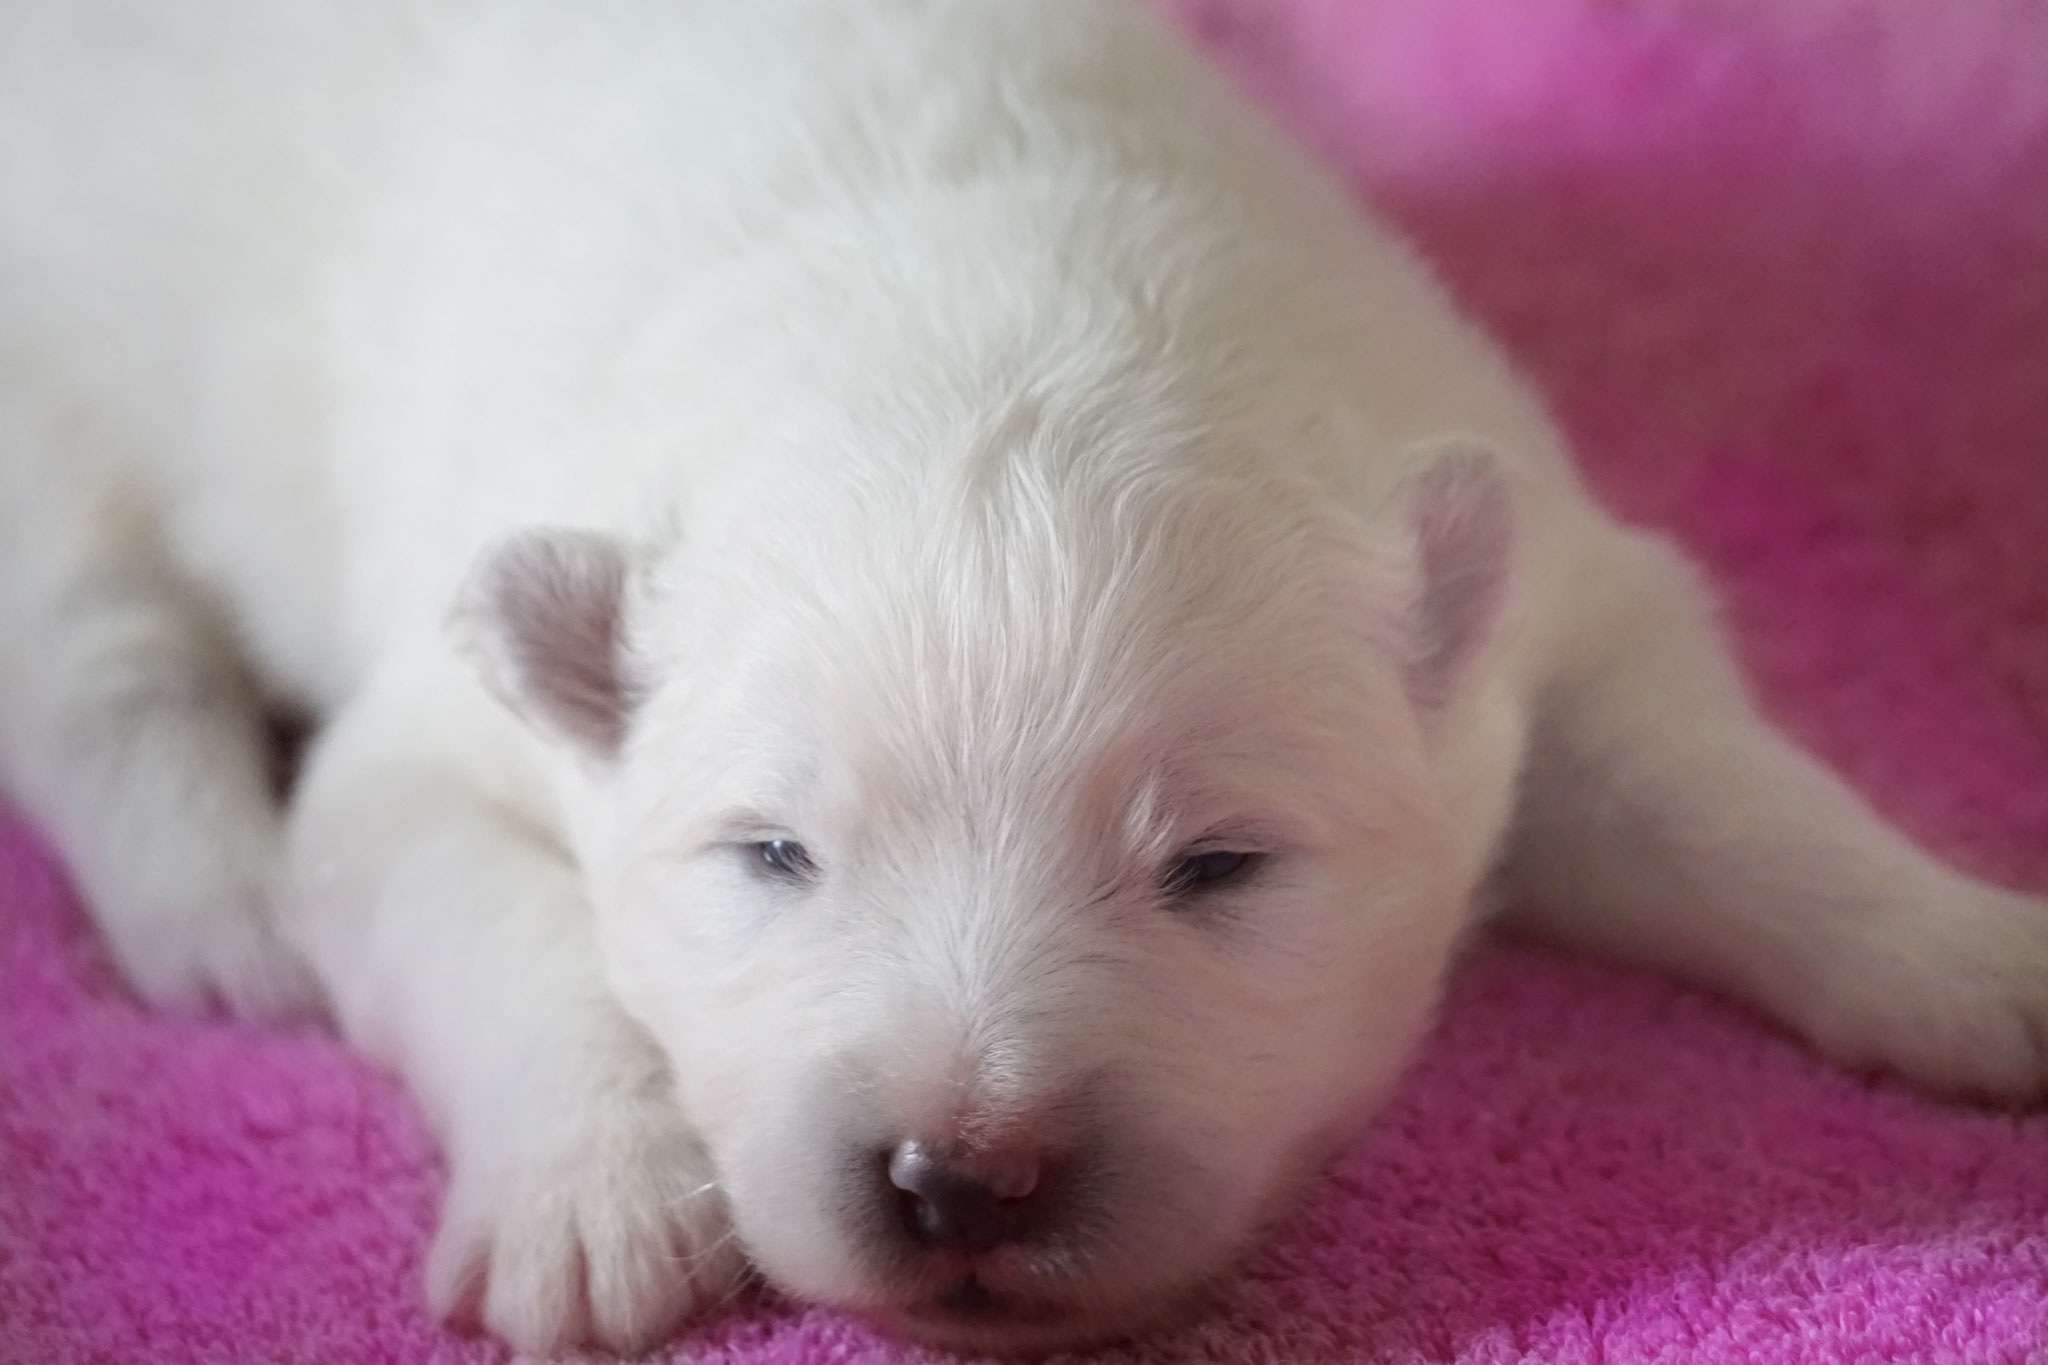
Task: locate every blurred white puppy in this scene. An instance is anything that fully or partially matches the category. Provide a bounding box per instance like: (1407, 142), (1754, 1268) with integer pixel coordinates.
(4, 0), (2045, 1355)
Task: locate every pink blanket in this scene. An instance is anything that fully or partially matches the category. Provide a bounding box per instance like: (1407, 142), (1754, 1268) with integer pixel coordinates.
(7, 1), (2048, 1359)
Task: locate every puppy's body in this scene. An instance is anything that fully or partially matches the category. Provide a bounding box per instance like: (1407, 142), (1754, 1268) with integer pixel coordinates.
(4, 0), (2045, 1354)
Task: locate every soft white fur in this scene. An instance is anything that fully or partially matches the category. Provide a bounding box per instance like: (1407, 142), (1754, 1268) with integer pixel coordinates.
(5, 0), (2047, 1355)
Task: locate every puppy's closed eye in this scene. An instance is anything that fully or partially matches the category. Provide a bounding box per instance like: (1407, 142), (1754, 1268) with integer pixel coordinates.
(1161, 849), (1264, 900)
(746, 838), (821, 885)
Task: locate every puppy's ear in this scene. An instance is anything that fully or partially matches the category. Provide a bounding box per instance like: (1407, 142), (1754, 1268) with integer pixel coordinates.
(1389, 438), (1515, 715)
(453, 528), (640, 759)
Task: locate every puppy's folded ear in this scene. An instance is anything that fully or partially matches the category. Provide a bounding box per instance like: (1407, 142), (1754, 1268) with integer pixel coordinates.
(1389, 437), (1516, 715)
(453, 528), (640, 759)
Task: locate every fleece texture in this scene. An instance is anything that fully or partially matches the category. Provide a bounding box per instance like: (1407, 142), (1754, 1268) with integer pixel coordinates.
(6, 0), (2048, 1360)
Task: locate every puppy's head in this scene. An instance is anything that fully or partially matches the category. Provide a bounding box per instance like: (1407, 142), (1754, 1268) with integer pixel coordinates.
(459, 436), (1513, 1350)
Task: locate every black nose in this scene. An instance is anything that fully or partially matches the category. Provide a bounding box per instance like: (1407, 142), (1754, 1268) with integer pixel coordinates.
(887, 1140), (1042, 1253)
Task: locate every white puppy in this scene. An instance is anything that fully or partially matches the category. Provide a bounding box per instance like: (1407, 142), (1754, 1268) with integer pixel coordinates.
(3, 0), (2044, 1354)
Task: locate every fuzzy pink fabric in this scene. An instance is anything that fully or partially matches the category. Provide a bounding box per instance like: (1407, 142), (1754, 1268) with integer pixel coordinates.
(7, 1), (2048, 1360)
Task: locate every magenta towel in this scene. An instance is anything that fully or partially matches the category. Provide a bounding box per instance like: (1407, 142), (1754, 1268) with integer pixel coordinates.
(6, 1), (2048, 1360)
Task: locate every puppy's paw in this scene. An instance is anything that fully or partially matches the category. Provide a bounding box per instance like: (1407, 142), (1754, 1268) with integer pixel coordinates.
(426, 1075), (743, 1356)
(1797, 887), (2048, 1103)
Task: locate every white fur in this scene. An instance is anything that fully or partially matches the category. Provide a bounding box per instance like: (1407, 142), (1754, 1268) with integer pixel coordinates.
(4, 0), (2046, 1354)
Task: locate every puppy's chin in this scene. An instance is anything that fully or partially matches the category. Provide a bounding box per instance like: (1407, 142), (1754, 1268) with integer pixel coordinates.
(772, 1192), (1268, 1356)
(878, 1134), (1345, 1355)
(726, 1100), (1368, 1353)
(845, 1273), (1212, 1356)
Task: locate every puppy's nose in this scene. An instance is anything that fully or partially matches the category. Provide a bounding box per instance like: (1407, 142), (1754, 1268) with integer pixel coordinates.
(887, 1140), (1041, 1253)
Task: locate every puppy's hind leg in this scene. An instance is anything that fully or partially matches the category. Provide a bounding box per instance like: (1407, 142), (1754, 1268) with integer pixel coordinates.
(1502, 528), (2048, 1101)
(0, 407), (317, 1018)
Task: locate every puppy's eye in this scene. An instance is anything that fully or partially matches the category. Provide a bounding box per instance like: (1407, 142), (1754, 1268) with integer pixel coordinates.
(750, 838), (819, 883)
(1162, 849), (1261, 898)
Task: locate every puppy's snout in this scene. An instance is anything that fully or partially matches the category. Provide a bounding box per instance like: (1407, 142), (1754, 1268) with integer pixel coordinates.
(887, 1140), (1043, 1254)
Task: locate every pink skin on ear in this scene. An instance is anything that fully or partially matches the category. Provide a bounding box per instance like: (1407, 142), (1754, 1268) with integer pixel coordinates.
(1398, 441), (1515, 714)
(454, 528), (637, 757)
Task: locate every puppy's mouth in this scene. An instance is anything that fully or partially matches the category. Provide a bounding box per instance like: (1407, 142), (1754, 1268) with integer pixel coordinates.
(864, 1286), (1104, 1354)
(912, 1274), (1059, 1324)
(852, 1268), (1188, 1355)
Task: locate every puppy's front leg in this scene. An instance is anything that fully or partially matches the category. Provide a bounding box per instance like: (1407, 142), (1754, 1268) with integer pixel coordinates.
(284, 658), (743, 1354)
(1503, 528), (2048, 1100)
